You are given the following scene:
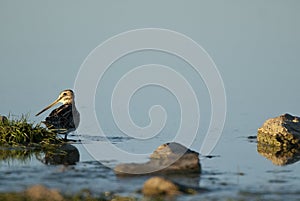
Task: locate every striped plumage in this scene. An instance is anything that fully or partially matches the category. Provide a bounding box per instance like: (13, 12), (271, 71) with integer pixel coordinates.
(36, 89), (80, 139)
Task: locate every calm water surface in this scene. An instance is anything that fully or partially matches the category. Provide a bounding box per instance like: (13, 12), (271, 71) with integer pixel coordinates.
(1, 129), (300, 200)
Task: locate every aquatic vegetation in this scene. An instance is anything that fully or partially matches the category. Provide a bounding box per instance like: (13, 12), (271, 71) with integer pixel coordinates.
(0, 115), (62, 146)
(0, 115), (67, 162)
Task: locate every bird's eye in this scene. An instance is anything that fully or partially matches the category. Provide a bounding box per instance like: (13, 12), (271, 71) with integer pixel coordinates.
(63, 93), (67, 96)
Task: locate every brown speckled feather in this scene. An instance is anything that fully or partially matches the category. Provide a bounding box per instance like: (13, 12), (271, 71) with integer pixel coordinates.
(43, 104), (79, 132)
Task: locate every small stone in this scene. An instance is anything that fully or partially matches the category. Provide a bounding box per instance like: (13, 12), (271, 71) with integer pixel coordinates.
(25, 185), (64, 201)
(142, 176), (181, 196)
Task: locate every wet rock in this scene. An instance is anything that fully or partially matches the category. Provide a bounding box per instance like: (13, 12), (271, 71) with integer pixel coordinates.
(142, 176), (200, 197)
(257, 113), (300, 147)
(149, 142), (201, 173)
(25, 185), (64, 201)
(257, 143), (300, 166)
(0, 115), (8, 123)
(114, 142), (201, 175)
(142, 176), (181, 196)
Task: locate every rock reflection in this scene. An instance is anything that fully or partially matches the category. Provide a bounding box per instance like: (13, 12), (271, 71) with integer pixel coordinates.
(257, 143), (300, 166)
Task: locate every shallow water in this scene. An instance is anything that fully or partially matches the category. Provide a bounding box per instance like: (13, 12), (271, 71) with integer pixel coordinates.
(1, 133), (300, 200)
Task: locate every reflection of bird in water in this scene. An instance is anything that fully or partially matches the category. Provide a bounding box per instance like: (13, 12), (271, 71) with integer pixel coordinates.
(44, 144), (80, 165)
(36, 89), (80, 140)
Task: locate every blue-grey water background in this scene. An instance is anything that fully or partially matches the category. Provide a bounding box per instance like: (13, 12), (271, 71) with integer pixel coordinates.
(1, 1), (300, 200)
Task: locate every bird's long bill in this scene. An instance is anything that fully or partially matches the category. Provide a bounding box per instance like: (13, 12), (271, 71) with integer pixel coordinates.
(35, 98), (60, 116)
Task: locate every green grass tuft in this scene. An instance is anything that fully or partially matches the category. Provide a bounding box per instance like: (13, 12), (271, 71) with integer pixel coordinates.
(0, 115), (62, 146)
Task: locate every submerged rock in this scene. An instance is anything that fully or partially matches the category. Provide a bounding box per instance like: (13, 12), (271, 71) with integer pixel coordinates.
(142, 176), (181, 196)
(114, 142), (201, 175)
(25, 185), (64, 201)
(257, 113), (300, 147)
(142, 176), (200, 196)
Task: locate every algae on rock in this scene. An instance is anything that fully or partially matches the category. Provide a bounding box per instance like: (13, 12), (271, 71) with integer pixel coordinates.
(257, 113), (300, 148)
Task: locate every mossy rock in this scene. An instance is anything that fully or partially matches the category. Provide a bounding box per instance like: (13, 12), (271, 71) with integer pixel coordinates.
(257, 113), (300, 148)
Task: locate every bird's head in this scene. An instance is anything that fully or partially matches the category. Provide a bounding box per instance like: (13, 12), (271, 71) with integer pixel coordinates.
(35, 89), (75, 116)
(57, 89), (74, 105)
